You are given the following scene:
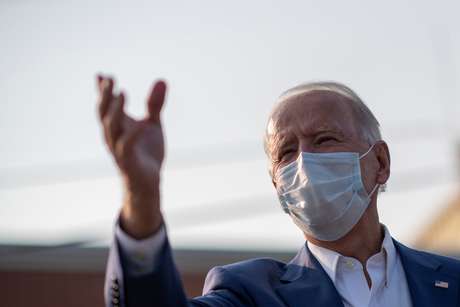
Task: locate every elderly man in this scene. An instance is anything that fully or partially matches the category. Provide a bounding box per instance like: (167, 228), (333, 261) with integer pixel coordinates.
(97, 76), (460, 307)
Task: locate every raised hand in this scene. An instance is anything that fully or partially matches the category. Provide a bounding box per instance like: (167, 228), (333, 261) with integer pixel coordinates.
(97, 75), (167, 239)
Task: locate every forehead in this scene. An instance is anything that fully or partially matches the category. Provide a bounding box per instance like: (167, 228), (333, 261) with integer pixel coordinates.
(268, 91), (359, 139)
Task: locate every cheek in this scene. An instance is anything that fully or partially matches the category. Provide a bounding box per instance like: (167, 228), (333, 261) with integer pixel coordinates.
(278, 153), (298, 169)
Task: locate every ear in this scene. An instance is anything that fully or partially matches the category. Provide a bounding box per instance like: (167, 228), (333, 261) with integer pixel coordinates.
(374, 141), (391, 186)
(270, 167), (278, 188)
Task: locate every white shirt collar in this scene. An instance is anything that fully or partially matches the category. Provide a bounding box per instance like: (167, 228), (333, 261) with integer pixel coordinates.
(307, 225), (397, 287)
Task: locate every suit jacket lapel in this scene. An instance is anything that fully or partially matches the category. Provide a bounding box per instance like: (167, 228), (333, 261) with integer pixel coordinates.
(275, 243), (344, 307)
(394, 240), (459, 307)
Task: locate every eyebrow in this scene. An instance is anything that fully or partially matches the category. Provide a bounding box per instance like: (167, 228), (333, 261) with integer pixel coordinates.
(313, 128), (345, 137)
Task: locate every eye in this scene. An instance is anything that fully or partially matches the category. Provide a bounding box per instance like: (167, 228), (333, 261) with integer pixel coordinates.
(279, 148), (296, 161)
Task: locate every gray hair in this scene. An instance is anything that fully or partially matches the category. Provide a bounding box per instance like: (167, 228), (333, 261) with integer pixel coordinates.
(264, 81), (386, 191)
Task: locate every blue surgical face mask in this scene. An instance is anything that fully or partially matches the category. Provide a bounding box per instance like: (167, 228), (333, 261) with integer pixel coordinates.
(275, 144), (379, 241)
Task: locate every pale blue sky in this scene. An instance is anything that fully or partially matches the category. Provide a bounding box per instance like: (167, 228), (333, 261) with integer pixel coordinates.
(1, 0), (459, 250)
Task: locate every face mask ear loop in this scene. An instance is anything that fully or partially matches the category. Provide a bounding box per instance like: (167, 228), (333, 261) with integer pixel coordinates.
(359, 143), (376, 159)
(369, 183), (380, 197)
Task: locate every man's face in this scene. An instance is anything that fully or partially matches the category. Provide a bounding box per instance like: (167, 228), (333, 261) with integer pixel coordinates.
(267, 91), (382, 194)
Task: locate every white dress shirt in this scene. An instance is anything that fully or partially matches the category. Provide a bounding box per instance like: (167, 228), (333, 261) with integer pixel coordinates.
(308, 226), (412, 307)
(117, 224), (413, 307)
(115, 223), (166, 276)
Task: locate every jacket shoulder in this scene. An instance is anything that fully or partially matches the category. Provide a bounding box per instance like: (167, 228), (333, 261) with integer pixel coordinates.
(398, 241), (460, 276)
(416, 249), (460, 272)
(202, 257), (286, 294)
(220, 257), (286, 276)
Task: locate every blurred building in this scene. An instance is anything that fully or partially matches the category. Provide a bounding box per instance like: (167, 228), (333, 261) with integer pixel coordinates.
(414, 191), (460, 257)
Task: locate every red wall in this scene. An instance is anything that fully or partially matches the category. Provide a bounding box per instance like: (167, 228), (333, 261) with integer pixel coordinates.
(1, 271), (206, 307)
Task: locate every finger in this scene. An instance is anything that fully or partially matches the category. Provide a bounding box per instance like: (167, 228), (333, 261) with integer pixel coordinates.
(96, 74), (103, 91)
(147, 80), (167, 123)
(98, 78), (114, 120)
(115, 122), (146, 162)
(96, 74), (103, 92)
(96, 74), (109, 93)
(103, 93), (125, 151)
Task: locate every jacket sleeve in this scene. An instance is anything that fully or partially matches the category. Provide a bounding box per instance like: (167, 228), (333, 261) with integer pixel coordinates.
(104, 229), (250, 307)
(104, 228), (189, 307)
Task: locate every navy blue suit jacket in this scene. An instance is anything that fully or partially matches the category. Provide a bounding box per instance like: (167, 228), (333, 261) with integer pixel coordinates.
(105, 235), (460, 307)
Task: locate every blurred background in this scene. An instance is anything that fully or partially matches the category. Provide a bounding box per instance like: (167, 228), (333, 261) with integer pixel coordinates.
(1, 0), (460, 306)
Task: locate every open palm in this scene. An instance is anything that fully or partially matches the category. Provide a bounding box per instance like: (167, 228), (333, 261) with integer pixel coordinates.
(97, 76), (166, 198)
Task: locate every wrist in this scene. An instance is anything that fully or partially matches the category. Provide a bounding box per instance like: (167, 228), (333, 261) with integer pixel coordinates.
(120, 192), (163, 239)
